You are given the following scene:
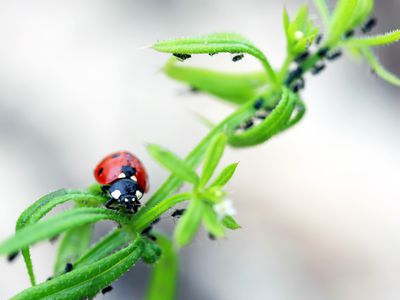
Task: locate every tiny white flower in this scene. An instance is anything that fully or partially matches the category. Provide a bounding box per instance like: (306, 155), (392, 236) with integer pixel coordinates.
(213, 198), (236, 219)
(294, 31), (304, 40)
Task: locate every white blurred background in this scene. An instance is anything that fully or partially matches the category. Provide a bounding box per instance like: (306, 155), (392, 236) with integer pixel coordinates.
(0, 0), (399, 299)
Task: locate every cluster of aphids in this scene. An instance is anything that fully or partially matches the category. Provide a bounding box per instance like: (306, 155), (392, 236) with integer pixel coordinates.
(234, 98), (275, 135)
(286, 17), (377, 93)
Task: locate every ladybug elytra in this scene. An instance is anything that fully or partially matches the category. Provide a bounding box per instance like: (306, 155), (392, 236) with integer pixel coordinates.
(94, 151), (149, 213)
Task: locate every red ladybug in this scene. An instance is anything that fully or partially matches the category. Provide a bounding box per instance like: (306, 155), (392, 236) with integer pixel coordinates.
(94, 151), (149, 212)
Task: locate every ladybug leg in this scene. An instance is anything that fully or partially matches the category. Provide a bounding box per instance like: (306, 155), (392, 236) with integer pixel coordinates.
(101, 185), (110, 196)
(105, 198), (118, 210)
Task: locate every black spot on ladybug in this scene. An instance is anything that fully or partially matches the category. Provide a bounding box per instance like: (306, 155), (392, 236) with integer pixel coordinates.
(97, 167), (104, 176)
(102, 286), (113, 294)
(7, 251), (19, 262)
(111, 153), (120, 158)
(65, 263), (73, 273)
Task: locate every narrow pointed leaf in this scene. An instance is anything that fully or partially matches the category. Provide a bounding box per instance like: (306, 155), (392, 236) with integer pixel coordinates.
(345, 30), (400, 47)
(174, 199), (204, 248)
(222, 215), (241, 230)
(327, 0), (358, 44)
(73, 228), (131, 269)
(209, 163), (238, 188)
(313, 0), (330, 26)
(146, 234), (178, 300)
(154, 32), (277, 84)
(164, 58), (268, 104)
(200, 134), (227, 186)
(15, 189), (105, 286)
(202, 205), (225, 238)
(11, 237), (144, 300)
(147, 144), (199, 185)
(53, 224), (93, 274)
(0, 208), (129, 255)
(227, 89), (297, 147)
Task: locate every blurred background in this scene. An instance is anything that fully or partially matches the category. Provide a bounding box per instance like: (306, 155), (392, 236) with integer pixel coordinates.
(0, 0), (399, 299)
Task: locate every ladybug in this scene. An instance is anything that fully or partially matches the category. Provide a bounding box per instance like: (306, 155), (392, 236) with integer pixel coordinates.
(94, 151), (149, 213)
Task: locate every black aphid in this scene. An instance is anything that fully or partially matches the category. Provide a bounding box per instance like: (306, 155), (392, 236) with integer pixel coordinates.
(317, 47), (329, 58)
(173, 53), (191, 61)
(311, 62), (326, 75)
(253, 98), (264, 110)
(7, 251), (19, 262)
(315, 34), (323, 45)
(171, 209), (186, 218)
(65, 263), (73, 273)
(102, 286), (113, 294)
(344, 30), (355, 39)
(362, 17), (377, 33)
(285, 67), (303, 86)
(326, 50), (342, 61)
(232, 54), (244, 62)
(295, 51), (310, 63)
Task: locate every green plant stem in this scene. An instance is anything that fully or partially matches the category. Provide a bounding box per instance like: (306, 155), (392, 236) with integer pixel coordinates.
(133, 193), (191, 232)
(130, 98), (258, 223)
(278, 54), (294, 83)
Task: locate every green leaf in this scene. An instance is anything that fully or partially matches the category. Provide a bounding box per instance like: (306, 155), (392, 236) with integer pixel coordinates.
(146, 234), (178, 300)
(227, 88), (297, 147)
(209, 163), (238, 188)
(200, 134), (227, 187)
(154, 32), (277, 85)
(132, 96), (256, 218)
(174, 199), (204, 248)
(281, 98), (306, 131)
(0, 208), (129, 255)
(11, 237), (144, 300)
(327, 0), (358, 45)
(147, 144), (199, 185)
(53, 224), (93, 274)
(73, 228), (131, 269)
(202, 205), (225, 238)
(164, 58), (269, 105)
(347, 0), (374, 29)
(344, 30), (400, 47)
(222, 215), (241, 230)
(15, 189), (105, 286)
(134, 193), (191, 232)
(312, 0), (330, 27)
(362, 47), (400, 87)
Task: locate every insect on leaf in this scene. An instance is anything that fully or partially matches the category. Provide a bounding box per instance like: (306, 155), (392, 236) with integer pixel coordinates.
(11, 237), (145, 300)
(154, 32), (277, 84)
